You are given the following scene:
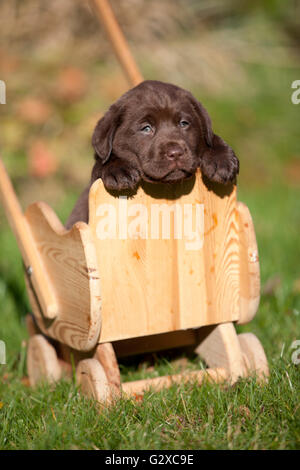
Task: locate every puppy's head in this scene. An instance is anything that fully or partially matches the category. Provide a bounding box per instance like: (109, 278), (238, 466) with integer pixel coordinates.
(92, 80), (237, 188)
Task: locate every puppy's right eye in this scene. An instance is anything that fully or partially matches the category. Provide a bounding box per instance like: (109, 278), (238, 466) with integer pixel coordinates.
(140, 125), (153, 134)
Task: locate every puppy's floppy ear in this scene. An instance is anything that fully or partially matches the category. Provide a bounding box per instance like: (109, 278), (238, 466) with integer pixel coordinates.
(92, 103), (123, 164)
(190, 95), (239, 184)
(190, 97), (214, 147)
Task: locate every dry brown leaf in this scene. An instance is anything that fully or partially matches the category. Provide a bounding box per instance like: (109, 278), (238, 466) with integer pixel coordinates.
(55, 66), (87, 103)
(21, 377), (30, 387)
(17, 97), (52, 125)
(0, 48), (20, 75)
(132, 393), (144, 403)
(239, 405), (251, 419)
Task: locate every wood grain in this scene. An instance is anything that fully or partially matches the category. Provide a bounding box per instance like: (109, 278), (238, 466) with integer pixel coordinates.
(238, 333), (269, 381)
(76, 358), (112, 403)
(237, 201), (260, 324)
(94, 343), (121, 393)
(195, 322), (246, 383)
(24, 202), (102, 351)
(27, 334), (61, 386)
(121, 367), (228, 397)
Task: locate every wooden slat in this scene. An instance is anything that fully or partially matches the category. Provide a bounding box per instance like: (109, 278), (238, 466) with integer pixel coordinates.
(237, 201), (260, 324)
(121, 367), (228, 397)
(195, 322), (246, 382)
(201, 179), (240, 325)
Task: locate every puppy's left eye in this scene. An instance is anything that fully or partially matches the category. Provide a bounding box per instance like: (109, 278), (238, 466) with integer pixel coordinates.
(179, 120), (190, 128)
(140, 125), (153, 134)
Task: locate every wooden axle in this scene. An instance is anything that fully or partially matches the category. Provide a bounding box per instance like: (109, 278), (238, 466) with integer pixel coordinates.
(120, 368), (228, 397)
(26, 318), (269, 405)
(76, 360), (229, 403)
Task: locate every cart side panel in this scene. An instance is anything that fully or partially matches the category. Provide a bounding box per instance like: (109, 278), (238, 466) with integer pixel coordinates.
(25, 202), (102, 351)
(89, 170), (240, 343)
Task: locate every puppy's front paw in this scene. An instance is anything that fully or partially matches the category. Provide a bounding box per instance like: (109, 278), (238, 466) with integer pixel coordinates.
(101, 161), (141, 191)
(200, 135), (239, 185)
(201, 151), (239, 184)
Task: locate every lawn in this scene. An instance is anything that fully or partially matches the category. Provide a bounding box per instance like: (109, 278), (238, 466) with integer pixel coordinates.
(0, 8), (300, 449)
(0, 129), (299, 451)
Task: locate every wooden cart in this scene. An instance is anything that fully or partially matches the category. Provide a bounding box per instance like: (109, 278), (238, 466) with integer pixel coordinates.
(0, 161), (268, 402)
(0, 0), (268, 403)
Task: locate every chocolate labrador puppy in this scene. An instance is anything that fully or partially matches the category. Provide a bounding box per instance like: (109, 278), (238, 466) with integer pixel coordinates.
(66, 80), (238, 228)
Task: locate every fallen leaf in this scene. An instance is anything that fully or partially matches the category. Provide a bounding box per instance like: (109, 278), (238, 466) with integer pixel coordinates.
(21, 377), (30, 387)
(239, 405), (251, 419)
(55, 67), (87, 103)
(1, 373), (11, 382)
(17, 97), (52, 125)
(0, 48), (20, 75)
(132, 393), (144, 403)
(28, 139), (58, 178)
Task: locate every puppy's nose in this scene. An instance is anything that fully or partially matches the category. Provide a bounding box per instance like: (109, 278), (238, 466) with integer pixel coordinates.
(165, 144), (184, 160)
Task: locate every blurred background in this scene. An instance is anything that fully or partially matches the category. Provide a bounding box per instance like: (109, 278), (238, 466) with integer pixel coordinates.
(0, 0), (299, 362)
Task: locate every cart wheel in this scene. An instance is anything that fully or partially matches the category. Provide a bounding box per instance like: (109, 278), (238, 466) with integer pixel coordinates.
(94, 343), (121, 396)
(27, 334), (61, 386)
(238, 333), (269, 381)
(76, 359), (111, 403)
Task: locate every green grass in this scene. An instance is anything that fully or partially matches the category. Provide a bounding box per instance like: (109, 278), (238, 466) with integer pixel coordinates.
(0, 364), (299, 450)
(0, 182), (299, 450)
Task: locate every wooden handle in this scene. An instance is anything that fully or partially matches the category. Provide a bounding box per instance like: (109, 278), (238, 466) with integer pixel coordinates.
(0, 158), (58, 318)
(89, 0), (143, 87)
